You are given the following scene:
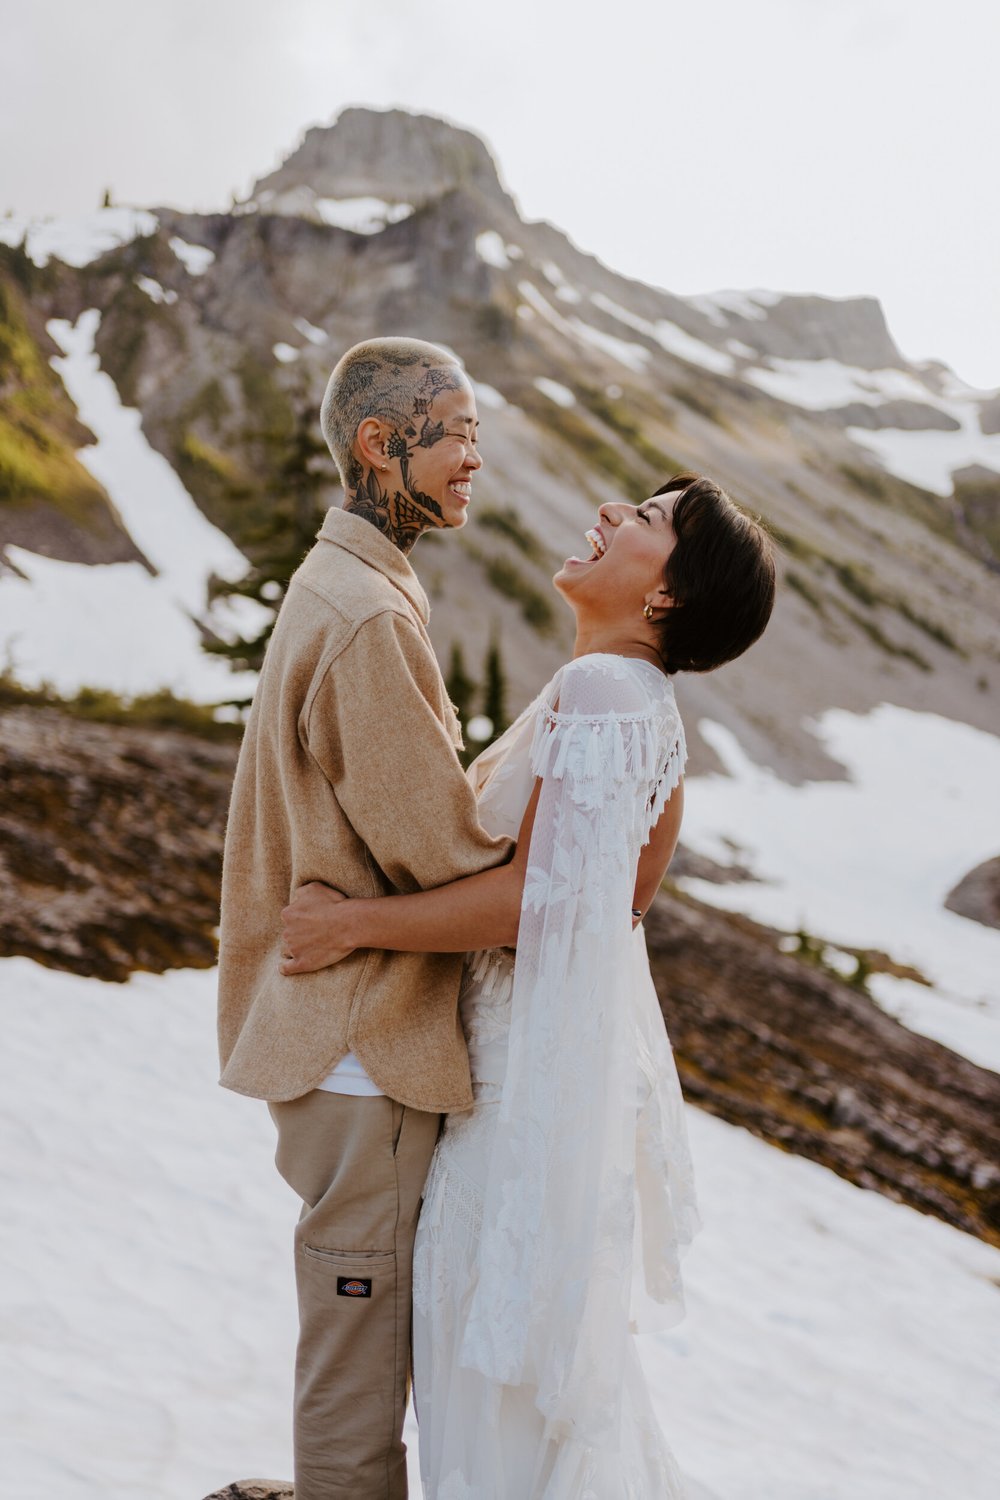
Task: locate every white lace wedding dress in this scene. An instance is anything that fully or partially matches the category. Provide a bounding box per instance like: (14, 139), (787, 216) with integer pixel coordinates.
(412, 653), (701, 1499)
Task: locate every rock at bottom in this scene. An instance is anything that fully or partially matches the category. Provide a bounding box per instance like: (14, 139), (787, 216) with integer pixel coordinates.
(202, 1483), (294, 1500)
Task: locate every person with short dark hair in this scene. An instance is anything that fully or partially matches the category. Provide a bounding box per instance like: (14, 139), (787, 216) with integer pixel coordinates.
(281, 473), (776, 1494)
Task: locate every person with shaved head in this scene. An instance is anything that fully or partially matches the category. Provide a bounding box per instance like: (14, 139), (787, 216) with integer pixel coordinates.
(217, 336), (511, 1499)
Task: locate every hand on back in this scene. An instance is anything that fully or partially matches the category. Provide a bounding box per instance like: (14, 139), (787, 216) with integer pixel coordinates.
(280, 882), (354, 974)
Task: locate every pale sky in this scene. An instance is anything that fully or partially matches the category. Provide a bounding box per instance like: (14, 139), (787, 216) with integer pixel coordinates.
(2, 0), (996, 386)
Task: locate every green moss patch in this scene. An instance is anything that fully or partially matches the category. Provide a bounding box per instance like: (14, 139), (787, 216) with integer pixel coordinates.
(0, 671), (243, 741)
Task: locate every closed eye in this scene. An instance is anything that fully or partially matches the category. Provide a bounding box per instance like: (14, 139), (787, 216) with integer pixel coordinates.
(637, 508), (652, 523)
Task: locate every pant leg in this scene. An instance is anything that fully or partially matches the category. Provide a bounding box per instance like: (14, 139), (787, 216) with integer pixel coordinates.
(269, 1090), (440, 1500)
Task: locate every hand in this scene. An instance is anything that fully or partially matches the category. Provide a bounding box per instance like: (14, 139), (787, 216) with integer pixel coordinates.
(279, 882), (356, 975)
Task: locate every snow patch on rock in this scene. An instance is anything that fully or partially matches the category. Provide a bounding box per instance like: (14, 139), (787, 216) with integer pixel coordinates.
(741, 355), (1000, 493)
(168, 237), (215, 275)
(314, 196), (414, 234)
(847, 418), (1000, 497)
(533, 376), (576, 408)
(0, 208), (159, 268)
(134, 275), (177, 306)
(476, 230), (512, 269)
(746, 358), (934, 410)
(292, 317), (328, 346)
(472, 381), (508, 410)
(540, 259), (581, 303)
(688, 288), (784, 326)
(591, 293), (735, 375)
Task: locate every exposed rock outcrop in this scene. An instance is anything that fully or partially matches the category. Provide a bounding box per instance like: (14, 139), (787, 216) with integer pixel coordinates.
(202, 1484), (293, 1500)
(979, 393), (1000, 436)
(952, 465), (1000, 566)
(645, 894), (1000, 1247)
(945, 855), (1000, 930)
(0, 255), (148, 566)
(829, 399), (961, 432)
(252, 106), (514, 212)
(721, 292), (905, 369)
(0, 706), (233, 980)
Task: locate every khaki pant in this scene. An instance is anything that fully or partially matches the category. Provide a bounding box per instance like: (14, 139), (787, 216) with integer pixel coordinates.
(269, 1089), (440, 1500)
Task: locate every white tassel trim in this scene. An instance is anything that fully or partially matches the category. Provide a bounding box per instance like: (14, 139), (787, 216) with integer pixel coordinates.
(466, 947), (515, 1006)
(644, 718), (687, 841)
(529, 704), (670, 785)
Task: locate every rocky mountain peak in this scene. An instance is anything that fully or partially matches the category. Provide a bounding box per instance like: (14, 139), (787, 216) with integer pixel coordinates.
(731, 293), (906, 371)
(251, 106), (512, 213)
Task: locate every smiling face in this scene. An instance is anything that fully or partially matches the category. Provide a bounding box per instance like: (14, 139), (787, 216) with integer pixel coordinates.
(554, 495), (678, 627)
(396, 381), (482, 531)
(333, 347), (484, 553)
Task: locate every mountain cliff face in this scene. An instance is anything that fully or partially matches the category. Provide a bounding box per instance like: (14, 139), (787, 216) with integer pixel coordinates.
(0, 252), (144, 567)
(1, 106), (998, 781)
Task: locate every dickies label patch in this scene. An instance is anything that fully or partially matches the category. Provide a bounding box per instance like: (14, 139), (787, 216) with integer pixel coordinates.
(337, 1277), (372, 1298)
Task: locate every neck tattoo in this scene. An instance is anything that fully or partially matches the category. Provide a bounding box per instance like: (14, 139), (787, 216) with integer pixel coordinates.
(343, 454), (442, 556)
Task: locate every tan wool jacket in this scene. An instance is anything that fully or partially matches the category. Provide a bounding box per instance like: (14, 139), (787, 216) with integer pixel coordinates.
(217, 506), (513, 1109)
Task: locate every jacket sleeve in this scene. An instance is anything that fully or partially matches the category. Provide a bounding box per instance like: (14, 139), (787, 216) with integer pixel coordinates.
(302, 608), (512, 891)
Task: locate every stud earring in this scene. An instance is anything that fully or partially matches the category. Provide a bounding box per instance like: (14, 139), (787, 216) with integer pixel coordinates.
(643, 603), (654, 621)
(381, 464), (388, 471)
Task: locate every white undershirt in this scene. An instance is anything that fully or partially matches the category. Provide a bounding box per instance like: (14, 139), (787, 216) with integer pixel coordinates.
(317, 1050), (386, 1097)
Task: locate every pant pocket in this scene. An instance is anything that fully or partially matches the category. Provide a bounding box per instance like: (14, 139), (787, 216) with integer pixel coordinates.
(390, 1098), (405, 1156)
(301, 1246), (397, 1268)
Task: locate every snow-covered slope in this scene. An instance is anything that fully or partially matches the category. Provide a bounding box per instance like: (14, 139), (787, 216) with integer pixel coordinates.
(0, 310), (264, 701)
(680, 704), (1000, 1071)
(2, 956), (997, 1500)
(740, 352), (1000, 496)
(0, 207), (159, 268)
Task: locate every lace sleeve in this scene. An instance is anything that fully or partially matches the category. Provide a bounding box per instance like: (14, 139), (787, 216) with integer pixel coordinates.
(459, 656), (687, 1447)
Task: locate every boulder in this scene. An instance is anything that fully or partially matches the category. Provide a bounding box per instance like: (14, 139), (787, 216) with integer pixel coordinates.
(202, 1485), (293, 1500)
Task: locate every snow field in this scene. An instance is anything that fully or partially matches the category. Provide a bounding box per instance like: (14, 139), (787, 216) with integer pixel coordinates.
(740, 351), (1000, 496)
(680, 704), (1000, 1069)
(2, 957), (999, 1500)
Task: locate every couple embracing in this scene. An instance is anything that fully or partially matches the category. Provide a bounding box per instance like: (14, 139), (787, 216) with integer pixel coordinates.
(217, 337), (775, 1499)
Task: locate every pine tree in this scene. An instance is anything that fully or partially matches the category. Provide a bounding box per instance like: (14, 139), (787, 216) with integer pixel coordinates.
(446, 641), (476, 760)
(482, 630), (509, 747)
(101, 188), (113, 209)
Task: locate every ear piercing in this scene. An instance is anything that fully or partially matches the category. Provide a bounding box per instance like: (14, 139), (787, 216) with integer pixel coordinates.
(643, 603), (654, 620)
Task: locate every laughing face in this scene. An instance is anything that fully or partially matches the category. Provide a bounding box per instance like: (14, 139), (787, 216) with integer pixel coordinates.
(347, 367), (482, 553)
(397, 382), (482, 531)
(554, 495), (678, 624)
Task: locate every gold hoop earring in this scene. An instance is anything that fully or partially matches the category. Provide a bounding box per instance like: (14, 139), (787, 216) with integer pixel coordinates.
(643, 603), (654, 621)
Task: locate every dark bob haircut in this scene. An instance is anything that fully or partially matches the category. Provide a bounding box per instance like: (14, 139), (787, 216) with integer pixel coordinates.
(651, 473), (776, 674)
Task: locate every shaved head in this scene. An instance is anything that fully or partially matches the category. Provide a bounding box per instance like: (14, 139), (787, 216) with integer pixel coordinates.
(321, 336), (467, 488)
